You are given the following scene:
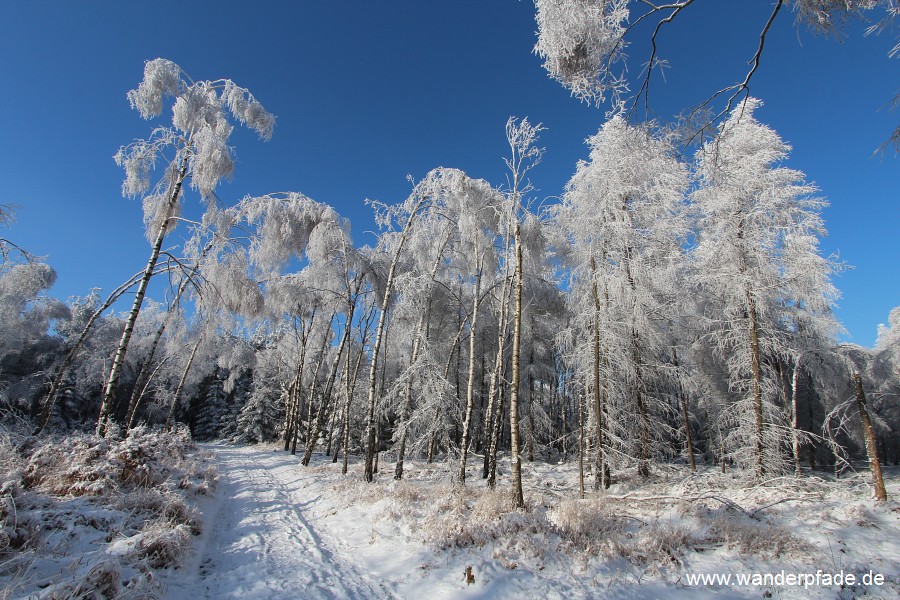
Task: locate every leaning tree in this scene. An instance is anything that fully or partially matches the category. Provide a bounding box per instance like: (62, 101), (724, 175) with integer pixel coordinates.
(97, 59), (274, 435)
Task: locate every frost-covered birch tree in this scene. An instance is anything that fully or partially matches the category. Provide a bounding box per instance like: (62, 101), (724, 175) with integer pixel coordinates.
(223, 192), (352, 446)
(362, 185), (431, 482)
(389, 170), (466, 480)
(503, 117), (545, 509)
(432, 171), (505, 484)
(777, 236), (842, 476)
(97, 59), (274, 436)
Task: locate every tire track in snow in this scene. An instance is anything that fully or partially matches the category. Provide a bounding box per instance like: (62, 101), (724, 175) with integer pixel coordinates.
(166, 444), (391, 600)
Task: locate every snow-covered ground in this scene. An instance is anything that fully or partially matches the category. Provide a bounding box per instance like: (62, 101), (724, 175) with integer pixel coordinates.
(0, 427), (215, 599)
(164, 445), (389, 599)
(160, 444), (900, 600)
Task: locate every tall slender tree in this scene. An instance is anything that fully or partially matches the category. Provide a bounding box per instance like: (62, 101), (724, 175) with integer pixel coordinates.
(98, 59), (274, 435)
(555, 116), (688, 480)
(503, 117), (545, 509)
(693, 98), (837, 478)
(363, 189), (428, 482)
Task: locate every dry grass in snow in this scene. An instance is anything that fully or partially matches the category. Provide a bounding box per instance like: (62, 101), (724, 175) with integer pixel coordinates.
(0, 423), (217, 599)
(294, 450), (899, 599)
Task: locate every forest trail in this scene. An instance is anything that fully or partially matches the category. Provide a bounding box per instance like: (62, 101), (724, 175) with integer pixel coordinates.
(164, 444), (393, 600)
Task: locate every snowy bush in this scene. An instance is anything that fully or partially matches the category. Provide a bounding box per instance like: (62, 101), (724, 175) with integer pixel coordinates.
(412, 484), (549, 558)
(0, 425), (216, 597)
(550, 498), (625, 555)
(113, 487), (202, 535)
(135, 520), (193, 568)
(0, 430), (37, 558)
(618, 522), (696, 567)
(44, 560), (123, 600)
(22, 425), (196, 497)
(551, 499), (702, 566)
(0, 480), (37, 558)
(24, 435), (119, 495)
(331, 475), (388, 507)
(701, 510), (809, 559)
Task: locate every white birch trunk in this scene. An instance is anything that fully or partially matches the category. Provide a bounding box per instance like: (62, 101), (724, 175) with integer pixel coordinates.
(457, 262), (482, 484)
(98, 156), (189, 436)
(363, 198), (425, 482)
(509, 223), (525, 509)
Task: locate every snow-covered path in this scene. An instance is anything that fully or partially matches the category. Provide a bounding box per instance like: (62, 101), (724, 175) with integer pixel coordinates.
(164, 444), (392, 600)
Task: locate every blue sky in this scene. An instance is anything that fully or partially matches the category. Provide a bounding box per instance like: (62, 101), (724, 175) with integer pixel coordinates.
(1, 1), (896, 346)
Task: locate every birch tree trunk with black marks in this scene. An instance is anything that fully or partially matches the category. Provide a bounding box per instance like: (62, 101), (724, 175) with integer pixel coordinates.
(126, 264), (200, 430)
(166, 334), (202, 429)
(364, 197), (426, 482)
(457, 258), (483, 484)
(99, 157), (189, 436)
(509, 223), (525, 509)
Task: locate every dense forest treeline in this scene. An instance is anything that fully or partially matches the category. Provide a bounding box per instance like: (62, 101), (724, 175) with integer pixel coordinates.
(1, 56), (897, 506)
